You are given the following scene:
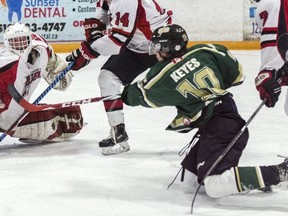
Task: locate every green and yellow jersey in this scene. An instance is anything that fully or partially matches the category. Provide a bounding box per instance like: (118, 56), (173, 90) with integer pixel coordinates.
(123, 44), (244, 132)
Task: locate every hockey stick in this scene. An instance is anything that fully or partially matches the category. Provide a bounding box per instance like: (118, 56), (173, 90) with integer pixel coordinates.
(0, 62), (74, 142)
(8, 84), (120, 112)
(190, 100), (265, 214)
(190, 33), (288, 214)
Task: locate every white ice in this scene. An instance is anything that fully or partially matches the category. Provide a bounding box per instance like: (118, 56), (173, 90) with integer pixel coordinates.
(1, 50), (288, 216)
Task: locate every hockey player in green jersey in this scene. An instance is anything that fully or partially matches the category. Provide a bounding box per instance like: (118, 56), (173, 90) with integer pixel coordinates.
(121, 24), (288, 198)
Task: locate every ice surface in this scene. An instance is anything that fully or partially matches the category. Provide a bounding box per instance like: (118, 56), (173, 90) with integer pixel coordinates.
(1, 51), (288, 216)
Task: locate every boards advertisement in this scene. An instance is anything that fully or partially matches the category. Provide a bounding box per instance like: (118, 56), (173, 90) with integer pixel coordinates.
(243, 0), (261, 40)
(0, 0), (97, 42)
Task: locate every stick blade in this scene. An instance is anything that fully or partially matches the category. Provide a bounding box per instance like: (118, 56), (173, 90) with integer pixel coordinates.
(8, 84), (49, 112)
(8, 84), (22, 103)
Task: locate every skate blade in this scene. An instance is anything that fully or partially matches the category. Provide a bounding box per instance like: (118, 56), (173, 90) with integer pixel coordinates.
(101, 141), (130, 155)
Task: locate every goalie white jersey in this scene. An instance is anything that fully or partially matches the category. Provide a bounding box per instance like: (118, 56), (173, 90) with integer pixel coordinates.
(0, 33), (49, 130)
(91, 0), (173, 55)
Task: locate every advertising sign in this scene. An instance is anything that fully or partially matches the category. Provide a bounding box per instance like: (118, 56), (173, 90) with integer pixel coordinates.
(243, 0), (261, 40)
(0, 0), (97, 42)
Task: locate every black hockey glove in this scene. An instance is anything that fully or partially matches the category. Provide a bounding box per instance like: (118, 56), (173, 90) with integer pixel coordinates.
(255, 70), (281, 107)
(66, 41), (99, 71)
(275, 63), (288, 86)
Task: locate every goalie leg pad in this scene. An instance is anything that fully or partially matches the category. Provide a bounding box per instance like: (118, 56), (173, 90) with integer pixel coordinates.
(12, 106), (84, 141)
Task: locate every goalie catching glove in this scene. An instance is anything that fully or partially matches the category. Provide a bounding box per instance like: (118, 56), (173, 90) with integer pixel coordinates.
(11, 106), (84, 142)
(255, 70), (281, 107)
(66, 41), (100, 71)
(44, 45), (73, 91)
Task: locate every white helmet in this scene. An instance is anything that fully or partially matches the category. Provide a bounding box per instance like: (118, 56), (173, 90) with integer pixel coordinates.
(3, 23), (32, 61)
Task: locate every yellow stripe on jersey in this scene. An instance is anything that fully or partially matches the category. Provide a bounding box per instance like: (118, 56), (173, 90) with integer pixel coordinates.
(136, 81), (158, 108)
(232, 63), (245, 86)
(144, 45), (228, 90)
(234, 167), (244, 192)
(144, 61), (176, 90)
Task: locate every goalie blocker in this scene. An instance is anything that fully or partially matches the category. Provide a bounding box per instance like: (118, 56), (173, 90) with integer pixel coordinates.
(9, 105), (84, 142)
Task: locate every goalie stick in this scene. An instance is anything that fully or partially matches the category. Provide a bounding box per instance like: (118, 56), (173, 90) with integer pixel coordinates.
(0, 62), (74, 142)
(190, 33), (288, 214)
(8, 84), (120, 112)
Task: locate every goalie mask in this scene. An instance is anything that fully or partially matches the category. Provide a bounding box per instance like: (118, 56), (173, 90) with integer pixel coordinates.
(3, 23), (32, 62)
(149, 24), (189, 59)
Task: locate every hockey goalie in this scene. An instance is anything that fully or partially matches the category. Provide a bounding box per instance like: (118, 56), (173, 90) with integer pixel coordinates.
(0, 23), (84, 142)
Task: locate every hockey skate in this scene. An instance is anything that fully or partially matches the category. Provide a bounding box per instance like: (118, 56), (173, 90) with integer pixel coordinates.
(277, 158), (288, 181)
(99, 123), (130, 155)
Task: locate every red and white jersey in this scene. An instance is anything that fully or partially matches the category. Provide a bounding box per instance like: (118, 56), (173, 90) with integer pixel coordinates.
(91, 0), (173, 55)
(0, 33), (49, 130)
(255, 0), (287, 72)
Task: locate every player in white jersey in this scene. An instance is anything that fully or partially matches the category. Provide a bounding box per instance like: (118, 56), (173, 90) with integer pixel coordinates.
(66, 0), (173, 155)
(254, 0), (288, 108)
(0, 23), (83, 142)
